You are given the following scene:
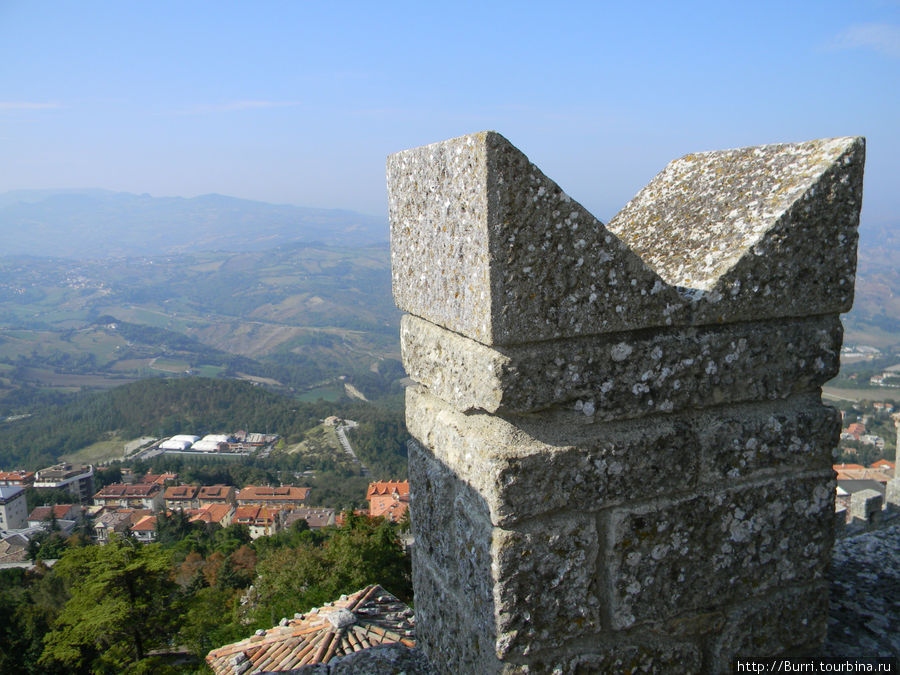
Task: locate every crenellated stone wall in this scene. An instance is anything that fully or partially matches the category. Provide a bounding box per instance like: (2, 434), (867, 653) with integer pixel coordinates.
(388, 131), (865, 673)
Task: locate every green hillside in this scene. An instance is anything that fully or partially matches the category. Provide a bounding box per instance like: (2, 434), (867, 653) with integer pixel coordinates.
(0, 377), (408, 479)
(0, 243), (402, 411)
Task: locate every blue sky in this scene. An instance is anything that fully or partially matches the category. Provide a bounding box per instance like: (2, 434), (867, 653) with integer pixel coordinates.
(1, 1), (898, 226)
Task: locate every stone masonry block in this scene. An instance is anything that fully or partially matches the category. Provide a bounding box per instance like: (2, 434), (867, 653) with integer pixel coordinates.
(530, 638), (703, 674)
(606, 474), (835, 629)
(406, 385), (695, 527)
(407, 386), (836, 526)
(391, 131), (862, 671)
(608, 137), (865, 326)
(401, 312), (841, 414)
(389, 132), (863, 345)
(408, 438), (494, 600)
(407, 438), (458, 574)
(492, 513), (601, 658)
(696, 397), (839, 482)
(411, 554), (500, 674)
(849, 489), (883, 523)
(388, 131), (674, 346)
(708, 583), (829, 673)
(886, 480), (900, 510)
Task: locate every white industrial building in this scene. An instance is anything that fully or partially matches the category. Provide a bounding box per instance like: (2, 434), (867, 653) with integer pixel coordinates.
(159, 434), (201, 451)
(191, 434), (232, 452)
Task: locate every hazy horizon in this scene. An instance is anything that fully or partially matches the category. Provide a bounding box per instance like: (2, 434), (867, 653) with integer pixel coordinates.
(1, 2), (898, 227)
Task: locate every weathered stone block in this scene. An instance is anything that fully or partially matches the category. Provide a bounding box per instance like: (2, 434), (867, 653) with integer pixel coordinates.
(406, 386), (696, 526)
(407, 386), (835, 526)
(401, 313), (841, 414)
(534, 639), (703, 674)
(388, 131), (674, 346)
(608, 137), (865, 326)
(708, 583), (829, 672)
(695, 397), (839, 482)
(411, 555), (500, 674)
(408, 439), (494, 599)
(492, 513), (601, 657)
(407, 439), (458, 573)
(606, 474), (835, 628)
(849, 489), (883, 523)
(390, 131), (862, 671)
(389, 132), (863, 345)
(886, 480), (900, 510)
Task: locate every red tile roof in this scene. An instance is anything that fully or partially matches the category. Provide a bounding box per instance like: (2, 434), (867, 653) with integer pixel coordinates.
(835, 468), (892, 483)
(94, 482), (160, 499)
(131, 515), (157, 532)
(189, 503), (233, 525)
(237, 485), (311, 503)
(164, 485), (199, 500)
(116, 508), (153, 525)
(284, 508), (335, 530)
(205, 585), (414, 674)
(367, 480), (410, 522)
(27, 504), (78, 521)
(234, 506), (279, 525)
(198, 485), (235, 500)
(366, 480), (410, 499)
(0, 470), (35, 484)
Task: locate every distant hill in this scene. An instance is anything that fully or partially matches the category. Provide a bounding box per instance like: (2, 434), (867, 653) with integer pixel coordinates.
(843, 222), (900, 349)
(0, 189), (387, 258)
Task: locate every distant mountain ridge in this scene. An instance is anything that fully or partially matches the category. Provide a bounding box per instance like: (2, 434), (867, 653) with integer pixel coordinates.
(0, 189), (387, 258)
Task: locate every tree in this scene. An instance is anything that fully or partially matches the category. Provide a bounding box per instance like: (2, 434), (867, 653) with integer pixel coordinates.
(177, 586), (244, 661)
(39, 538), (176, 672)
(250, 515), (411, 628)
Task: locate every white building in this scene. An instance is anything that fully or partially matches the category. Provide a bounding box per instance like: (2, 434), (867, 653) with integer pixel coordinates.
(0, 486), (28, 531)
(159, 435), (201, 451)
(191, 434), (231, 452)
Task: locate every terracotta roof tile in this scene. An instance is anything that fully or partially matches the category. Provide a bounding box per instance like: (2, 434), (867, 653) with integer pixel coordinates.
(205, 584), (414, 674)
(237, 485), (310, 503)
(366, 480), (409, 499)
(165, 485), (199, 499)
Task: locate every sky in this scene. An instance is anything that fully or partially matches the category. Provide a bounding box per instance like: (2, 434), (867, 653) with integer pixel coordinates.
(1, 1), (898, 227)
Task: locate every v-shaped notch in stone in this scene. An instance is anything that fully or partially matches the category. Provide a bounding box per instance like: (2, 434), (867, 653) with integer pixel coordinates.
(607, 137), (864, 295)
(388, 132), (864, 346)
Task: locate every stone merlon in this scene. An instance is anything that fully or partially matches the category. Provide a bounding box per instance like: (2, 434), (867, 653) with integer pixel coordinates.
(389, 131), (864, 346)
(390, 131), (864, 673)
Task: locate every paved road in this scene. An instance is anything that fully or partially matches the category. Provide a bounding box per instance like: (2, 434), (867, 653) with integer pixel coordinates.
(336, 421), (369, 476)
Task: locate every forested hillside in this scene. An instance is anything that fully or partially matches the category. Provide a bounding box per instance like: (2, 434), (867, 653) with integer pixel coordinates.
(0, 378), (408, 478)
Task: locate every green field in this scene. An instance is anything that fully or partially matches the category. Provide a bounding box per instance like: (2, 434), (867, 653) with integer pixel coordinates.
(824, 386), (900, 403)
(296, 384), (344, 402)
(60, 435), (130, 463)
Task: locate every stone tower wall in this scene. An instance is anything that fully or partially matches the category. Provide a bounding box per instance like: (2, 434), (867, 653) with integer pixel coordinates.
(388, 132), (865, 673)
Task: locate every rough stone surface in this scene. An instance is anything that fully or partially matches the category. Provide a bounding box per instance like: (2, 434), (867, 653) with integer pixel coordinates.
(389, 132), (864, 345)
(849, 489), (884, 523)
(287, 526), (900, 673)
(410, 556), (500, 674)
(527, 639), (703, 674)
(492, 513), (601, 657)
(821, 525), (900, 659)
(608, 137), (865, 325)
(390, 131), (865, 673)
(606, 474), (835, 628)
(388, 131), (672, 346)
(708, 583), (829, 671)
(402, 312), (841, 414)
(326, 644), (436, 674)
(407, 387), (836, 526)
